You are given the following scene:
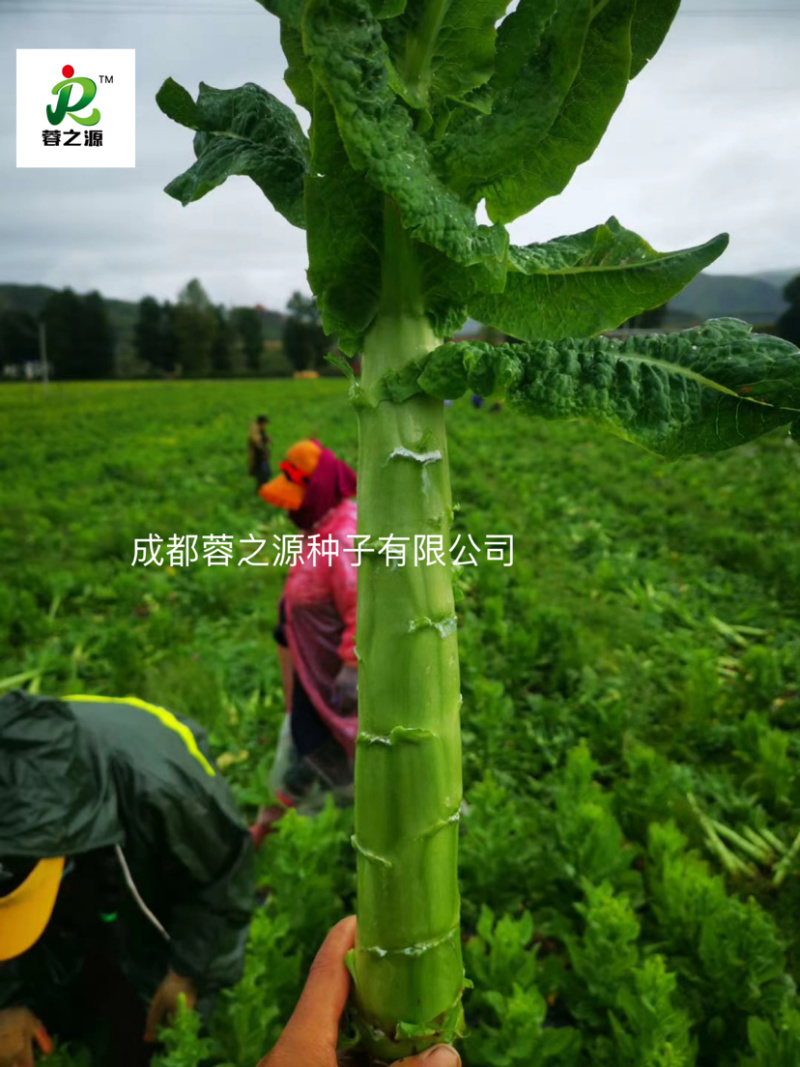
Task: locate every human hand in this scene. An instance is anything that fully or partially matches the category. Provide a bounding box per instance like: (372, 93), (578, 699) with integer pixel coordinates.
(143, 970), (197, 1043)
(259, 917), (460, 1067)
(0, 1007), (52, 1067)
(331, 665), (358, 716)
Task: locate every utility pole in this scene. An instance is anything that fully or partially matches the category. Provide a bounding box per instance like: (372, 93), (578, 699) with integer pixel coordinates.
(38, 320), (48, 390)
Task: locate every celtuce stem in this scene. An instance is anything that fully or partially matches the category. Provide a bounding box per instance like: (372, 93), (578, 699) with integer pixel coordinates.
(350, 201), (464, 1059)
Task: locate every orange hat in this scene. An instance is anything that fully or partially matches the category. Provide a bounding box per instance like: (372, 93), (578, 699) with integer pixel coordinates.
(0, 856), (65, 961)
(259, 439), (323, 511)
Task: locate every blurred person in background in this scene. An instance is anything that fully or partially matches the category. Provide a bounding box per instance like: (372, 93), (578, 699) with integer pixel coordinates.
(248, 414), (272, 490)
(0, 690), (256, 1067)
(251, 439), (359, 846)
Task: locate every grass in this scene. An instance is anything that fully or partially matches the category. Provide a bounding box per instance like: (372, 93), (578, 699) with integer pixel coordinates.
(2, 379), (800, 1066)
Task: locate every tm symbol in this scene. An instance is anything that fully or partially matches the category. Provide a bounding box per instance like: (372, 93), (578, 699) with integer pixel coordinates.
(99, 74), (114, 84)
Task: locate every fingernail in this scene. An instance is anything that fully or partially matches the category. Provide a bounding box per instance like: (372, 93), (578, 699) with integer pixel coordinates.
(421, 1046), (461, 1066)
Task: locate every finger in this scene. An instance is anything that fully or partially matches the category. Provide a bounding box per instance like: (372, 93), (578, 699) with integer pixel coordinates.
(399, 1046), (461, 1067)
(282, 916), (357, 1051)
(143, 994), (163, 1043)
(33, 1025), (54, 1056)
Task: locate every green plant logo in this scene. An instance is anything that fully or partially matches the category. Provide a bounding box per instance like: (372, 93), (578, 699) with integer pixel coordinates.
(47, 64), (101, 127)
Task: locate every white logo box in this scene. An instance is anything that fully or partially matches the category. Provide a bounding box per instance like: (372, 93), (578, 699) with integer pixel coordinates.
(17, 48), (136, 168)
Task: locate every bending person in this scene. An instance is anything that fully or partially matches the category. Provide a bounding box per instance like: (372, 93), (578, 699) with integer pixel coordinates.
(252, 439), (358, 842)
(0, 690), (256, 1067)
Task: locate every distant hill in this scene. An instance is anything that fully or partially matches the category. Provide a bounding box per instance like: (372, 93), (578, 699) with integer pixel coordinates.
(670, 274), (787, 325)
(751, 269), (800, 294)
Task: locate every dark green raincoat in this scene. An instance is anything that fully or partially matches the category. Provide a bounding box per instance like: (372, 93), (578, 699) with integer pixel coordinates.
(0, 690), (256, 1016)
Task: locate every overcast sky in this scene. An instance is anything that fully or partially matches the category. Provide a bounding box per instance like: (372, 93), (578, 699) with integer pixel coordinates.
(1, 0), (798, 313)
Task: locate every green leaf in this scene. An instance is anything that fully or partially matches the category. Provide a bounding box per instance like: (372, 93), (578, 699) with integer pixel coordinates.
(468, 219), (728, 341)
(302, 0), (507, 273)
(253, 0), (302, 27)
(418, 241), (515, 340)
(309, 82), (342, 173)
(157, 81), (309, 229)
(493, 0), (561, 90)
(445, 0), (676, 216)
(630, 0), (681, 78)
(438, 0), (592, 212)
(382, 0), (509, 113)
(370, 0), (408, 21)
(155, 77), (200, 129)
(486, 0), (635, 222)
(416, 319), (800, 459)
(280, 23), (314, 112)
(306, 152), (384, 354)
(418, 248), (469, 340)
(748, 1016), (777, 1057)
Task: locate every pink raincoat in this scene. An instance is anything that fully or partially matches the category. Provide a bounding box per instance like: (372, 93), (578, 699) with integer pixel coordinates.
(283, 498), (359, 758)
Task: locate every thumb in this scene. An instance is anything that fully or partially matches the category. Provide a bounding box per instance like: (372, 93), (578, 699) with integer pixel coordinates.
(278, 916), (357, 1053)
(34, 1025), (54, 1056)
(400, 1046), (461, 1067)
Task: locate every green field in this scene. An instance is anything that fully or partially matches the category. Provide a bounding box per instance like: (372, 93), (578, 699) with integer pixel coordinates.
(2, 380), (800, 1066)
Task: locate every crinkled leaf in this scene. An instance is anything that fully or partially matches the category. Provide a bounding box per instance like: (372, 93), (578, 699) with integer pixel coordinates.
(458, 83), (493, 116)
(630, 0), (681, 78)
(418, 245), (470, 339)
(382, 0), (509, 113)
(280, 24), (314, 112)
(468, 218), (728, 341)
(369, 0), (407, 21)
(253, 0), (302, 27)
(417, 242), (514, 340)
(302, 0), (507, 274)
(156, 76), (199, 129)
(438, 0), (592, 211)
(306, 148), (384, 354)
(485, 0), (635, 222)
(436, 0), (674, 212)
(157, 80), (309, 229)
(428, 0), (510, 105)
(416, 319), (800, 459)
(747, 1016), (778, 1057)
(493, 0), (561, 90)
(309, 82), (341, 173)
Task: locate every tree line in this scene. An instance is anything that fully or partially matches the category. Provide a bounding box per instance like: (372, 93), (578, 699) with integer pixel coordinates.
(138, 282), (332, 376)
(0, 280), (332, 380)
(5, 275), (799, 381)
(0, 289), (114, 379)
(134, 279), (264, 377)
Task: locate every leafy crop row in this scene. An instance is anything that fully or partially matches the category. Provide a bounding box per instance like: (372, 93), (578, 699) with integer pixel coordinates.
(2, 384), (800, 1063)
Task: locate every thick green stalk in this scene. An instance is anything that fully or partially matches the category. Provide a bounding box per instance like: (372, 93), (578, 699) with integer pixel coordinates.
(396, 0), (451, 108)
(351, 203), (464, 1060)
